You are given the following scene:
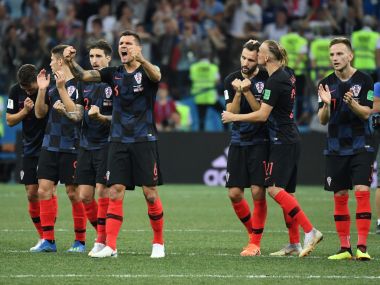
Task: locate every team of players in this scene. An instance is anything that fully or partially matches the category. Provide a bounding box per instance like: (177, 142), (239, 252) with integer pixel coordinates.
(6, 31), (376, 260)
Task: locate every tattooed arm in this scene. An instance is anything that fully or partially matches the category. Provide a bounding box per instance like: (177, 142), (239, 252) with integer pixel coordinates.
(54, 102), (84, 122)
(64, 46), (102, 82)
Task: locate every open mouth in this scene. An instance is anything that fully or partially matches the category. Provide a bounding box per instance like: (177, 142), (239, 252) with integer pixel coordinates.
(121, 51), (128, 56)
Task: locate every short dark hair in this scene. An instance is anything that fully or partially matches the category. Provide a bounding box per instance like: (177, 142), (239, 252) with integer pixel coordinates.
(119, 30), (141, 45)
(243, 40), (261, 52)
(87, 40), (113, 57)
(51, 44), (69, 59)
(17, 64), (38, 86)
(329, 37), (353, 52)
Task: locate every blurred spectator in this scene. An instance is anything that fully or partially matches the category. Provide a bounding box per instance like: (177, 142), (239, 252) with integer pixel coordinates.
(0, 2), (11, 38)
(136, 22), (153, 62)
(125, 0), (149, 24)
(114, 1), (138, 35)
(351, 15), (380, 82)
(154, 82), (180, 131)
(309, 35), (332, 86)
(263, 7), (289, 42)
(86, 17), (106, 47)
(86, 1), (116, 43)
(152, 0), (174, 37)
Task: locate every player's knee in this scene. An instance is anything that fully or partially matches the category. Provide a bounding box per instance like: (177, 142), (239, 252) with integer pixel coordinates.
(144, 192), (157, 204)
(228, 191), (243, 203)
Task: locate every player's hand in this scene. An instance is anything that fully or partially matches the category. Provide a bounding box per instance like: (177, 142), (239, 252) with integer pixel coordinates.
(88, 105), (100, 119)
(318, 84), (331, 105)
(53, 100), (66, 114)
(231, 79), (242, 92)
(23, 97), (34, 112)
(343, 90), (354, 106)
(127, 45), (144, 63)
(63, 46), (76, 62)
(221, 110), (235, 123)
(54, 70), (66, 89)
(241, 78), (252, 93)
(37, 69), (50, 89)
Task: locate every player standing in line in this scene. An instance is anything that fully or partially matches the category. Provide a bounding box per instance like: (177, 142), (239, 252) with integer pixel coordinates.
(33, 45), (86, 253)
(63, 30), (165, 258)
(59, 40), (113, 256)
(6, 64), (57, 251)
(318, 38), (374, 260)
(224, 40), (269, 256)
(222, 40), (323, 258)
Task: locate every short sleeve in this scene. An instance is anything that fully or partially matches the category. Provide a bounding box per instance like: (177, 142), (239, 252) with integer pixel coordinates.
(99, 67), (116, 86)
(6, 85), (19, 114)
(359, 75), (374, 108)
(223, 76), (235, 105)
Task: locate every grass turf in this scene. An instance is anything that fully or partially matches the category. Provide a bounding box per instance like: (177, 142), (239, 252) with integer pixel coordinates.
(0, 184), (379, 284)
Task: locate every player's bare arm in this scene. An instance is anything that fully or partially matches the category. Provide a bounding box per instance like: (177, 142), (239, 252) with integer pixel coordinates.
(317, 84), (331, 125)
(226, 79), (242, 113)
(222, 103), (273, 123)
(35, 69), (49, 118)
(88, 105), (111, 125)
(63, 46), (102, 82)
(65, 104), (84, 122)
(6, 97), (34, 126)
(343, 91), (371, 120)
(130, 46), (161, 82)
(55, 70), (76, 112)
(241, 78), (260, 111)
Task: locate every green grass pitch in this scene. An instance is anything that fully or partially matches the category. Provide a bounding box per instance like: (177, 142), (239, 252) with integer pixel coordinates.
(0, 184), (379, 285)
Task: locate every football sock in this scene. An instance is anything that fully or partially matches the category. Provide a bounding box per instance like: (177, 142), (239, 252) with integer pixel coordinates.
(251, 199), (267, 246)
(355, 191), (371, 249)
(283, 208), (300, 244)
(84, 199), (98, 230)
(52, 195), (58, 223)
(72, 201), (87, 242)
(96, 197), (109, 244)
(232, 199), (252, 235)
(334, 194), (350, 248)
(146, 197), (164, 245)
(40, 198), (56, 240)
(273, 190), (313, 233)
(28, 201), (43, 238)
(106, 199), (123, 250)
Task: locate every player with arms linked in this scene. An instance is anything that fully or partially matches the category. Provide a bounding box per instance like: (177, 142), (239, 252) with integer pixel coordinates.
(63, 30), (165, 258)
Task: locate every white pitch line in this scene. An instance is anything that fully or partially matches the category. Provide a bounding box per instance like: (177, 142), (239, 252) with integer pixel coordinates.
(0, 274), (379, 280)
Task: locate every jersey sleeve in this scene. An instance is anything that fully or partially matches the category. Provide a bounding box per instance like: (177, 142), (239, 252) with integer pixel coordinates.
(223, 76), (235, 105)
(358, 74), (374, 108)
(262, 79), (279, 107)
(75, 82), (84, 106)
(99, 67), (116, 86)
(6, 85), (19, 114)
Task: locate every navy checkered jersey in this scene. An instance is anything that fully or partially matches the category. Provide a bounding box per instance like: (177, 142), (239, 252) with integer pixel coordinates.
(262, 67), (300, 144)
(6, 84), (47, 157)
(42, 78), (80, 153)
(76, 81), (112, 150)
(318, 70), (374, 155)
(99, 65), (158, 143)
(224, 69), (269, 146)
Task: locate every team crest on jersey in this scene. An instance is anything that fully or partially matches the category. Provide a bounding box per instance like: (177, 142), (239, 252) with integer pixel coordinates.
(67, 85), (76, 97)
(105, 87), (112, 98)
(134, 72), (142, 84)
(351, 84), (361, 97)
(255, 82), (264, 94)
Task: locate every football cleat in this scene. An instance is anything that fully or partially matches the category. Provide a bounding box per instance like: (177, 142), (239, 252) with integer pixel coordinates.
(376, 223), (380, 235)
(355, 248), (371, 261)
(30, 239), (43, 252)
(88, 242), (106, 257)
(240, 243), (261, 256)
(91, 246), (118, 258)
(270, 243), (302, 256)
(299, 228), (323, 257)
(328, 248), (353, 260)
(67, 240), (86, 253)
(30, 239), (57, 253)
(151, 243), (165, 258)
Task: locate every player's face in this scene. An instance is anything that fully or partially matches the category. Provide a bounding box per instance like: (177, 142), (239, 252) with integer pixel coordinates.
(50, 54), (61, 74)
(118, 35), (140, 64)
(240, 48), (258, 76)
(89, 48), (111, 70)
(20, 82), (38, 96)
(329, 43), (353, 72)
(257, 43), (269, 66)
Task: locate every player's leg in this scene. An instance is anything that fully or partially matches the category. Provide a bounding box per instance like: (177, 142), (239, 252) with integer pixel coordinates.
(60, 152), (87, 253)
(92, 142), (130, 258)
(134, 141), (165, 258)
(352, 152), (373, 260)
